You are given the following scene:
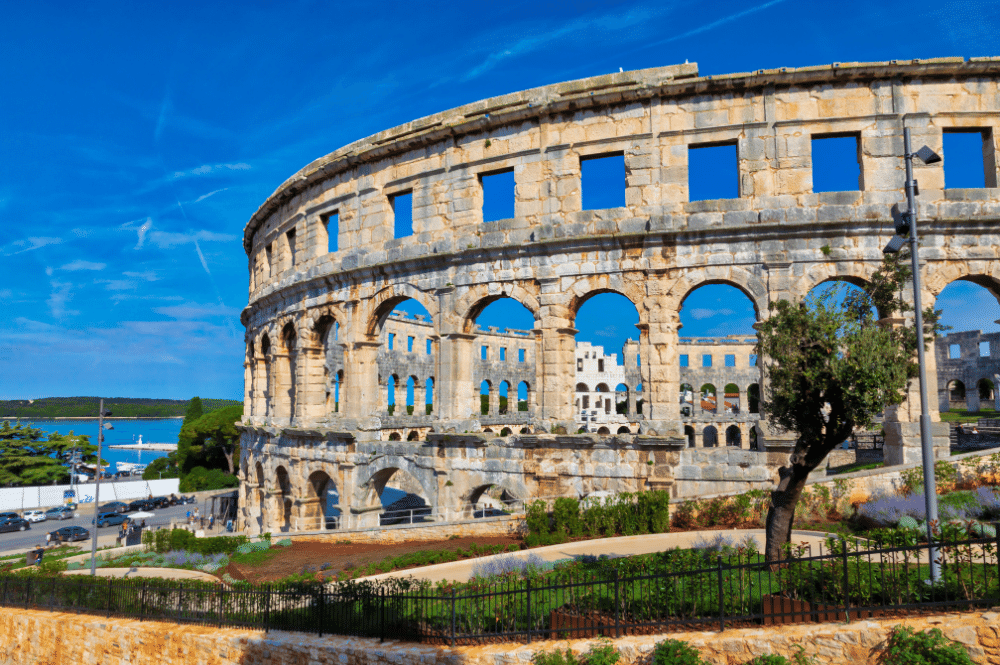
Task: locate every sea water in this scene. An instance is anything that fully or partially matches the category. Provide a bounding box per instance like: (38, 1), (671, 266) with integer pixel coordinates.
(13, 418), (180, 470)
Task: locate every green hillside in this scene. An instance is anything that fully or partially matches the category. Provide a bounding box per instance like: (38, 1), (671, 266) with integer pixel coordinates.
(0, 397), (242, 419)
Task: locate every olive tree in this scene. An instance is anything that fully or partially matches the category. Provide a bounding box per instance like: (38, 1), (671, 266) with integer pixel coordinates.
(757, 253), (943, 562)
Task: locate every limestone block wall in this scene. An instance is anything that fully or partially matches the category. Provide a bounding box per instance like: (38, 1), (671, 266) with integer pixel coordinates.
(936, 330), (1000, 413)
(240, 57), (1000, 527)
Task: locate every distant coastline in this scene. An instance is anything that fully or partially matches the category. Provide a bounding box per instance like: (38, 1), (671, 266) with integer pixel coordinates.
(0, 416), (185, 420)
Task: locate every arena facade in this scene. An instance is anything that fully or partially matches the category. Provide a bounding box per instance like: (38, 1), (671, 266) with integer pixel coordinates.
(237, 57), (1000, 534)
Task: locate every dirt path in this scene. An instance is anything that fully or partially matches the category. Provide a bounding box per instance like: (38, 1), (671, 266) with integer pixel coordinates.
(224, 535), (521, 583)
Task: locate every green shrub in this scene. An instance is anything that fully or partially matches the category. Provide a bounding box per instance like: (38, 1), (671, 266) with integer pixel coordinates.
(882, 626), (973, 664)
(179, 466), (239, 492)
(897, 515), (919, 531)
(744, 656), (791, 665)
(532, 647), (578, 665)
(652, 638), (706, 665)
(553, 497), (581, 537)
(582, 640), (619, 665)
(527, 500), (550, 536)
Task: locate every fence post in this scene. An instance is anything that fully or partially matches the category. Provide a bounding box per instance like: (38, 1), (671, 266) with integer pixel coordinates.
(379, 588), (385, 643)
(24, 578), (31, 611)
(717, 555), (725, 632)
(841, 537), (851, 622)
(140, 580), (147, 621)
(526, 576), (532, 644)
(450, 587), (456, 648)
(218, 585), (224, 628)
(317, 587), (324, 638)
(614, 569), (620, 638)
(264, 584), (271, 633)
(107, 577), (114, 617)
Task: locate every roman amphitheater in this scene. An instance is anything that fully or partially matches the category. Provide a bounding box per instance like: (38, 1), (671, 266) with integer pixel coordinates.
(237, 57), (1000, 535)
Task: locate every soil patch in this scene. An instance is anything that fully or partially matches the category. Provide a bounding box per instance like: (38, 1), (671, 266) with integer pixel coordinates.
(224, 535), (521, 583)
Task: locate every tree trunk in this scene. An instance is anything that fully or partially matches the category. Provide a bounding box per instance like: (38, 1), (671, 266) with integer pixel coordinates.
(764, 459), (816, 563)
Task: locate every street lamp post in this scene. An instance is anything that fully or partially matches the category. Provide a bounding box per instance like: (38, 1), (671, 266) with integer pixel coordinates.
(884, 125), (942, 580)
(89, 400), (112, 576)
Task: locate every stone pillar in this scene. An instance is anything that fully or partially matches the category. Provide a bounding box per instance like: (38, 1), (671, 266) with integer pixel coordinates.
(536, 282), (575, 425)
(414, 382), (425, 417)
(489, 384), (498, 416)
(967, 376), (980, 413)
(883, 284), (950, 465)
(340, 340), (381, 419)
(437, 332), (477, 420)
(299, 342), (325, 423)
(641, 287), (682, 431)
(994, 374), (1000, 411)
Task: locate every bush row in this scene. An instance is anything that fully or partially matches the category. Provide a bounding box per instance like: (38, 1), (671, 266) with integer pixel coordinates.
(530, 627), (974, 665)
(142, 528), (249, 555)
(524, 491), (671, 546)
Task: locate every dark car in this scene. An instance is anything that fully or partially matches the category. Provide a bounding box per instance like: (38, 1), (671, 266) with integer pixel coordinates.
(127, 499), (155, 512)
(149, 496), (170, 509)
(49, 525), (89, 543)
(99, 502), (129, 514)
(92, 512), (127, 528)
(0, 518), (30, 533)
(0, 512), (19, 522)
(44, 506), (75, 520)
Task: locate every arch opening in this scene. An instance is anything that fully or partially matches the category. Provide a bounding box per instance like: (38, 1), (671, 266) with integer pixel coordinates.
(307, 470), (340, 530)
(366, 466), (433, 526)
(375, 298), (435, 418)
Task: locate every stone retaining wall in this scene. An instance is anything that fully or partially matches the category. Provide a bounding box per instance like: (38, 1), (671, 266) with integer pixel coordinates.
(291, 515), (525, 544)
(2, 606), (999, 664)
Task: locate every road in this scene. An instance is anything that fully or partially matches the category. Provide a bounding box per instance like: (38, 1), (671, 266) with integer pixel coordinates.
(0, 502), (211, 553)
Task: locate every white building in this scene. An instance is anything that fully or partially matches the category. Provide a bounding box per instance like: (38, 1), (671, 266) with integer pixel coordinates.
(573, 341), (639, 433)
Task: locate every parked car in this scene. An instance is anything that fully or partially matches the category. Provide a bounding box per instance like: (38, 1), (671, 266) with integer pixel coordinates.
(127, 499), (155, 512)
(0, 518), (30, 533)
(0, 512), (19, 522)
(49, 526), (90, 543)
(99, 502), (129, 514)
(149, 496), (170, 509)
(22, 510), (46, 523)
(92, 512), (127, 528)
(44, 506), (75, 520)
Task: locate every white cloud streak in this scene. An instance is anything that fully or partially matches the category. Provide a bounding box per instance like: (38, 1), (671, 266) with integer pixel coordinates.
(61, 260), (106, 271)
(2, 237), (63, 257)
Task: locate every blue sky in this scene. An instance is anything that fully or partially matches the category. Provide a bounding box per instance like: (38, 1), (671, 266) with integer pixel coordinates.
(1, 1), (998, 400)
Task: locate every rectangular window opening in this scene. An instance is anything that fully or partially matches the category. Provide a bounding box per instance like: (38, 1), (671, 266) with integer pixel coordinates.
(480, 169), (515, 222)
(680, 354), (689, 367)
(749, 354), (758, 367)
(407, 336), (414, 352)
(598, 359), (604, 372)
(702, 354), (712, 368)
(688, 142), (739, 201)
(944, 129), (992, 189)
(426, 339), (433, 355)
(481, 345), (488, 360)
(949, 344), (961, 359)
(285, 228), (297, 268)
(980, 341), (991, 357)
(265, 243), (273, 278)
(811, 133), (861, 193)
(500, 347), (506, 361)
(725, 354), (736, 367)
(391, 190), (414, 238)
(320, 211), (338, 253)
(388, 333), (395, 351)
(518, 348), (525, 363)
(581, 153), (626, 210)
(577, 358), (583, 371)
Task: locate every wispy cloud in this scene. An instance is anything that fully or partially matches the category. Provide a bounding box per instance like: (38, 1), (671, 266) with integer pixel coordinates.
(148, 229), (237, 249)
(155, 302), (239, 319)
(46, 281), (76, 318)
(689, 307), (735, 320)
(61, 260), (106, 271)
(642, 0), (788, 48)
(193, 188), (228, 203)
(122, 270), (158, 281)
(2, 237), (62, 257)
(172, 163), (251, 179)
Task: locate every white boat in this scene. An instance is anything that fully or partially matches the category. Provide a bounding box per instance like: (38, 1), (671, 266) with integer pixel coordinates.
(115, 462), (147, 474)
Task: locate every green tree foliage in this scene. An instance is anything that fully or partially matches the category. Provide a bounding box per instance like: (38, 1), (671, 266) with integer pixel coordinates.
(757, 253), (945, 561)
(148, 405), (243, 491)
(183, 396), (203, 426)
(0, 421), (98, 486)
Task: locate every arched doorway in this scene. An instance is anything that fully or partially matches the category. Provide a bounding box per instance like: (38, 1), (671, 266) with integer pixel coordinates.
(725, 425), (742, 447)
(702, 425), (718, 448)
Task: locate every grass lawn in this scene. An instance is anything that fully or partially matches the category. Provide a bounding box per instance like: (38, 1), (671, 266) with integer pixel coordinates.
(940, 407), (996, 423)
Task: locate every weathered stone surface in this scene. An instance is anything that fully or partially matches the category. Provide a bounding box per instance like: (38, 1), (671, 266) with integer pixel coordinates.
(238, 58), (1000, 536)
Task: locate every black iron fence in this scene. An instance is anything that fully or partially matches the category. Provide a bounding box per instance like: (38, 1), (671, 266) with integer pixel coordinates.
(3, 534), (999, 644)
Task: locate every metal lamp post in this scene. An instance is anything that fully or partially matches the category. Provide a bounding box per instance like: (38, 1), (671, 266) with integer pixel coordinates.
(89, 400), (112, 576)
(884, 126), (942, 580)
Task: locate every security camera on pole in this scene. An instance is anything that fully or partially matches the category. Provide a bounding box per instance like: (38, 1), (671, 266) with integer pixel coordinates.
(883, 126), (942, 580)
(89, 400), (113, 576)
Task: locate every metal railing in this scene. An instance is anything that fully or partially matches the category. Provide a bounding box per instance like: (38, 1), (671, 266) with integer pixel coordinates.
(289, 500), (528, 532)
(5, 532), (1000, 643)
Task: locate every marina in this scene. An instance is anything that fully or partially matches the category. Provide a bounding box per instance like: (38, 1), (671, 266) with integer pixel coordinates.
(108, 435), (177, 452)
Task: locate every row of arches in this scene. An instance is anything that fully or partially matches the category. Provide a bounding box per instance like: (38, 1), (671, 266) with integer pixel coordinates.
(680, 383), (760, 416)
(946, 378), (999, 410)
(245, 268), (1000, 429)
(683, 424), (757, 449)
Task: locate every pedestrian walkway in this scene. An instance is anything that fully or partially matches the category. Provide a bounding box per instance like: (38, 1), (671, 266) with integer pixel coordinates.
(357, 529), (839, 584)
(63, 566), (219, 582)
